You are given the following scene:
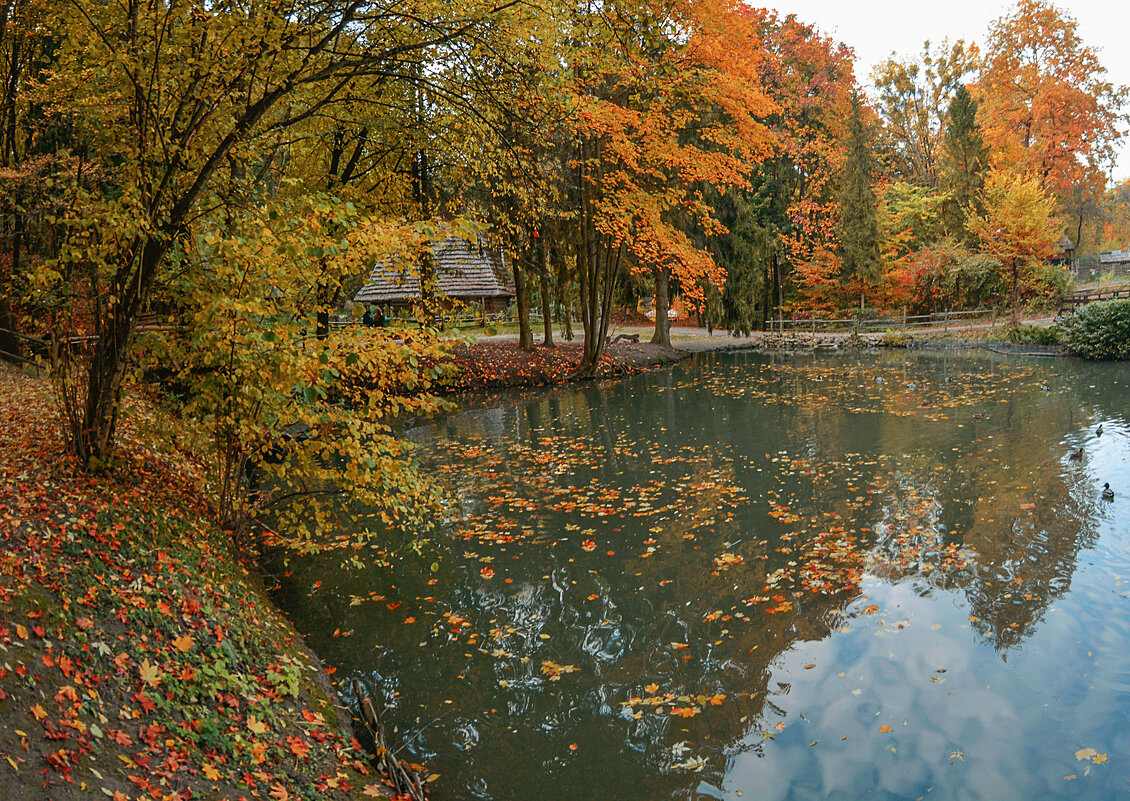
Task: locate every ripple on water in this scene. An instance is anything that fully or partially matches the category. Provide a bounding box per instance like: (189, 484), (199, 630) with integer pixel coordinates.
(274, 352), (1130, 801)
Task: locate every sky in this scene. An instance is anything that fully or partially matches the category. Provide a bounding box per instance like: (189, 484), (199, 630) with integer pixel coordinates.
(766, 0), (1130, 183)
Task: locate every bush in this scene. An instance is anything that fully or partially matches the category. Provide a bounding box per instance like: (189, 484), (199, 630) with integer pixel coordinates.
(881, 330), (915, 347)
(1025, 263), (1070, 311)
(1002, 324), (1062, 345)
(1060, 299), (1130, 360)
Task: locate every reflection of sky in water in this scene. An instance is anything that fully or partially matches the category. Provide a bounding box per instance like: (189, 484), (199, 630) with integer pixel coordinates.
(272, 351), (1130, 801)
(725, 569), (1130, 800)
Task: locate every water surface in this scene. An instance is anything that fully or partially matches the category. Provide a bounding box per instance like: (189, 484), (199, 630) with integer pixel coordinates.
(273, 350), (1130, 801)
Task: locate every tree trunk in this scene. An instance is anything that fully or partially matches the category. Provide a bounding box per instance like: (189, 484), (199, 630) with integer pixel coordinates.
(513, 247), (534, 351)
(411, 149), (438, 327)
(771, 251), (782, 329)
(77, 237), (166, 463)
(1011, 261), (1020, 325)
(554, 244), (572, 341)
(650, 265), (672, 348)
(760, 258), (772, 331)
(0, 201), (22, 362)
(537, 235), (554, 347)
(575, 138), (620, 375)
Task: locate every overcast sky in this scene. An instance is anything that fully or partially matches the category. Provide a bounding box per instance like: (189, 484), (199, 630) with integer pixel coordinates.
(764, 0), (1130, 183)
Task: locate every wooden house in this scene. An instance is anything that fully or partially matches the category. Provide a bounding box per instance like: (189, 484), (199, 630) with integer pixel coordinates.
(1099, 249), (1130, 269)
(353, 236), (515, 315)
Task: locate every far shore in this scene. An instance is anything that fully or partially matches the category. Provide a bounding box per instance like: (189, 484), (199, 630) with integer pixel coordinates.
(437, 317), (1065, 394)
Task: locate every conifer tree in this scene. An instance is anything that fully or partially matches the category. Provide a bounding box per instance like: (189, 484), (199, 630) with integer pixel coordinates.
(837, 93), (881, 309)
(941, 85), (989, 239)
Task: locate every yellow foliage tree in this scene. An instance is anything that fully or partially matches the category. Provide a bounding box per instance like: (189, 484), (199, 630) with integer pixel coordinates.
(965, 168), (1062, 321)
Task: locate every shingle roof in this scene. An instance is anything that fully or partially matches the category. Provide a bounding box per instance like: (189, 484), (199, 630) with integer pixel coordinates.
(354, 237), (515, 304)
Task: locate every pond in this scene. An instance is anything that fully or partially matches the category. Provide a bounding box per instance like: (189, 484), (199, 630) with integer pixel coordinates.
(271, 349), (1130, 801)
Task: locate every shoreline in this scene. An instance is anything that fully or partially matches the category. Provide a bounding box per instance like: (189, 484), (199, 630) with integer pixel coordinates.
(437, 329), (1070, 395)
(0, 332), (1073, 799)
(0, 365), (391, 801)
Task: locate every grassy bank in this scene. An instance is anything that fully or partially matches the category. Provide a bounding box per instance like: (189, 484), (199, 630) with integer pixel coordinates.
(0, 365), (387, 801)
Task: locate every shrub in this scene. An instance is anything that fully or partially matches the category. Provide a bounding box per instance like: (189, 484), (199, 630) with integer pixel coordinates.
(1025, 263), (1070, 311)
(881, 330), (915, 347)
(1002, 324), (1062, 345)
(1060, 299), (1130, 360)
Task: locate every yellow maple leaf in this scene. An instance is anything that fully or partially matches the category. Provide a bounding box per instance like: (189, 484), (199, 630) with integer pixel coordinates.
(171, 635), (194, 653)
(138, 660), (161, 687)
(30, 704), (47, 721)
(202, 763), (221, 781)
(247, 715), (269, 735)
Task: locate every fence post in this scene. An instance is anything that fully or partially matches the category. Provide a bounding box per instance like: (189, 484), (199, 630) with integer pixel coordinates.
(944, 309), (949, 336)
(902, 306), (907, 331)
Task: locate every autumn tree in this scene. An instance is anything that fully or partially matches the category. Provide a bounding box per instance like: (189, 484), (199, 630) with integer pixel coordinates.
(752, 12), (855, 318)
(33, 0), (518, 466)
(966, 168), (1062, 321)
(462, 3), (574, 351)
(976, 0), (1128, 236)
(872, 40), (979, 187)
(568, 0), (774, 366)
(0, 0), (67, 361)
(837, 94), (882, 309)
(159, 200), (464, 545)
(1094, 180), (1130, 252)
(878, 182), (946, 279)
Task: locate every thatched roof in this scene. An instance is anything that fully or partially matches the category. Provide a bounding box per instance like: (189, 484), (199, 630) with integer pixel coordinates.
(354, 237), (515, 304)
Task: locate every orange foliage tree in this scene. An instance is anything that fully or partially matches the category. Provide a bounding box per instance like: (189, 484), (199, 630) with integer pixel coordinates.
(569, 0), (776, 367)
(976, 0), (1128, 245)
(755, 13), (855, 316)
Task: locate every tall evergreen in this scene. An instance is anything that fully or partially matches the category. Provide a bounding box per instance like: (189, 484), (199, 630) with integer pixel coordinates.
(940, 84), (989, 240)
(706, 169), (790, 334)
(838, 93), (881, 308)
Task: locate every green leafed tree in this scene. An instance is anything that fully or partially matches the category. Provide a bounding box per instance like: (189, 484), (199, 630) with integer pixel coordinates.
(940, 85), (990, 240)
(872, 40), (979, 187)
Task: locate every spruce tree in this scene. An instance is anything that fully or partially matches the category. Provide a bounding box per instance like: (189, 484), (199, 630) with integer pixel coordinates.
(941, 85), (989, 240)
(706, 172), (789, 334)
(838, 93), (881, 309)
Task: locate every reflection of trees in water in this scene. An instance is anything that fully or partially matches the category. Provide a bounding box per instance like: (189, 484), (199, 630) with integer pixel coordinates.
(782, 359), (1104, 654)
(288, 351), (1126, 800)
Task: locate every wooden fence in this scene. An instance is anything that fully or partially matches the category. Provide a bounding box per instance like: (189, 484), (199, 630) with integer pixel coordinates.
(1057, 286), (1130, 315)
(770, 308), (995, 335)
